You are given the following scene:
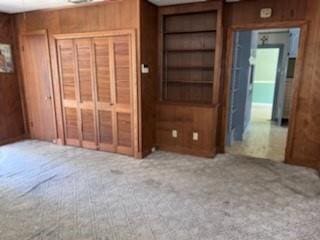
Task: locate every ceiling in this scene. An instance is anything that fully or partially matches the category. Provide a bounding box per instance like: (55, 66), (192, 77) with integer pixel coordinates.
(0, 0), (209, 14)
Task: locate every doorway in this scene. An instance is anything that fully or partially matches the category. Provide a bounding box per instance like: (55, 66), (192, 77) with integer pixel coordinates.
(225, 28), (301, 162)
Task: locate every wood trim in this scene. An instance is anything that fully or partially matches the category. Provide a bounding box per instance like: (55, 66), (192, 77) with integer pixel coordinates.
(285, 23), (308, 162)
(0, 134), (28, 146)
(159, 1), (223, 15)
(53, 29), (136, 40)
(130, 30), (140, 158)
(212, 4), (223, 104)
(220, 21), (308, 164)
(109, 37), (118, 152)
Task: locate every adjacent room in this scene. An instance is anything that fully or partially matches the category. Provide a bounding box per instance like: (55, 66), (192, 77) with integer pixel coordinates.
(0, 0), (319, 240)
(226, 28), (301, 162)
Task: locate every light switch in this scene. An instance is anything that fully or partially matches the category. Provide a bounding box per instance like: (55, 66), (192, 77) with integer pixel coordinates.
(141, 64), (149, 74)
(260, 8), (272, 18)
(193, 132), (199, 141)
(172, 130), (178, 138)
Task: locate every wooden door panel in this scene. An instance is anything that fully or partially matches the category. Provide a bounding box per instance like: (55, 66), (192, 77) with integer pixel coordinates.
(94, 38), (112, 103)
(76, 39), (93, 102)
(64, 107), (79, 146)
(74, 39), (97, 148)
(58, 40), (76, 101)
(57, 39), (80, 146)
(93, 37), (115, 151)
(98, 110), (115, 152)
(22, 31), (55, 141)
(116, 112), (132, 155)
(113, 36), (131, 106)
(81, 109), (96, 149)
(111, 35), (134, 155)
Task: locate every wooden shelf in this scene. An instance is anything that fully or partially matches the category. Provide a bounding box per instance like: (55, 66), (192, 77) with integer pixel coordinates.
(165, 49), (215, 53)
(158, 100), (219, 109)
(167, 66), (213, 70)
(164, 29), (216, 35)
(166, 80), (213, 84)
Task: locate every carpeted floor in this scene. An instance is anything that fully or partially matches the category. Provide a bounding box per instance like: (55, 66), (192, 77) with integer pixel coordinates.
(0, 140), (320, 240)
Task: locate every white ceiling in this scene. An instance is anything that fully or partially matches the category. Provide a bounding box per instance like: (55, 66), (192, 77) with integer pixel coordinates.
(0, 0), (208, 14)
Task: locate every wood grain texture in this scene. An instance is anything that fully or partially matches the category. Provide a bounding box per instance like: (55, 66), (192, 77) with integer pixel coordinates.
(21, 30), (56, 141)
(286, 0), (320, 170)
(156, 1), (222, 157)
(14, 0), (141, 156)
(156, 103), (218, 157)
(0, 14), (25, 144)
(140, 0), (158, 156)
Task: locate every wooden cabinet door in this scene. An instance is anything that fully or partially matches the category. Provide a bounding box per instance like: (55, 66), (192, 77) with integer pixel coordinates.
(57, 39), (80, 146)
(22, 31), (55, 141)
(93, 38), (115, 152)
(74, 39), (97, 149)
(111, 36), (134, 155)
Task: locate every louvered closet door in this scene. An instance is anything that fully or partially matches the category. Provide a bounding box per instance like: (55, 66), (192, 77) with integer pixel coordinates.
(93, 38), (115, 152)
(111, 36), (133, 155)
(74, 39), (97, 149)
(57, 39), (80, 146)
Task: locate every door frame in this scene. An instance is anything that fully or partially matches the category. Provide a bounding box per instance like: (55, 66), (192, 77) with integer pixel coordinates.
(220, 21), (308, 163)
(256, 44), (285, 125)
(20, 29), (58, 141)
(52, 29), (140, 157)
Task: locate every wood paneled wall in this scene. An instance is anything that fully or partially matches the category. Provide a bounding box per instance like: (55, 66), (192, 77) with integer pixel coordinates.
(286, 0), (320, 169)
(140, 0), (158, 156)
(0, 14), (25, 145)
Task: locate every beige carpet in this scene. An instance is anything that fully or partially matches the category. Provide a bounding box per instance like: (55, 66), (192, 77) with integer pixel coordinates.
(0, 140), (320, 240)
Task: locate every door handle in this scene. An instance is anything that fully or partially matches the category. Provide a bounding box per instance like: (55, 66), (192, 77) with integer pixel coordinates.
(45, 96), (52, 101)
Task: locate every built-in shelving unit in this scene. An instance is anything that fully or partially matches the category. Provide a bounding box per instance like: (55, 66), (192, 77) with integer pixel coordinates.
(160, 11), (218, 104)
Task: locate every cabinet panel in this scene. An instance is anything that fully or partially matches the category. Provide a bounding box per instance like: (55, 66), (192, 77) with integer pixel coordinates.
(117, 112), (132, 151)
(156, 103), (217, 157)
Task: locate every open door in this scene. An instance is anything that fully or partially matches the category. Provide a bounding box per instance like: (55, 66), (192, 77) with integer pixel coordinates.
(227, 31), (252, 145)
(21, 30), (56, 141)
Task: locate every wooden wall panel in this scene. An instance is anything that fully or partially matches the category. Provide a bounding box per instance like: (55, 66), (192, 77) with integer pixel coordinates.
(0, 14), (25, 145)
(140, 0), (158, 156)
(286, 0), (320, 170)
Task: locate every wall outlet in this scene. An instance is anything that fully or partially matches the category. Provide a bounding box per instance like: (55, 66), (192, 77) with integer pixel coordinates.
(193, 132), (199, 141)
(172, 130), (178, 138)
(151, 147), (156, 152)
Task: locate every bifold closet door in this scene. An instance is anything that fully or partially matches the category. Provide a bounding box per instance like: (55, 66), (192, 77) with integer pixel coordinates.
(94, 35), (133, 155)
(57, 33), (135, 156)
(93, 38), (115, 152)
(57, 39), (97, 149)
(57, 39), (79, 146)
(112, 36), (133, 155)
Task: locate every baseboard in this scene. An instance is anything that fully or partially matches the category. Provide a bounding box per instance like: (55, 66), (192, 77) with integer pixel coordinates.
(0, 134), (28, 146)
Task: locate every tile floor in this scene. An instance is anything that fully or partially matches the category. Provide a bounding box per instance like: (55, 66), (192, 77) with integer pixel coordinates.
(227, 104), (288, 162)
